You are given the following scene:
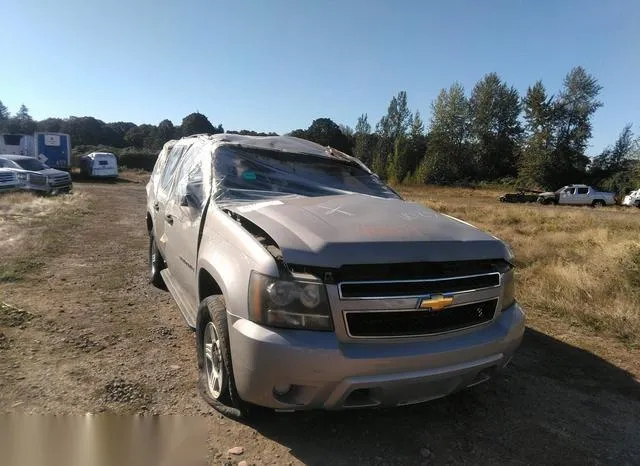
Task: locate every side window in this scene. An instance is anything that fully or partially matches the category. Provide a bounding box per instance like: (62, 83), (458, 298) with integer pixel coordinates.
(577, 187), (588, 195)
(564, 187), (575, 194)
(160, 145), (188, 191)
(173, 146), (205, 212)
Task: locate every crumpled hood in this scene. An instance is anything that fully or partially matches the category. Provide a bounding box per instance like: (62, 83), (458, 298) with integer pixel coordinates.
(226, 194), (509, 268)
(539, 191), (556, 197)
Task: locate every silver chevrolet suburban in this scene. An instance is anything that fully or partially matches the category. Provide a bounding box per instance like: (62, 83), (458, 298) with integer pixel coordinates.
(146, 134), (525, 416)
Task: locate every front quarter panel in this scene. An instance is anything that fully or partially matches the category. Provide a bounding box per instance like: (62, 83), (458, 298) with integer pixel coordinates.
(197, 206), (278, 319)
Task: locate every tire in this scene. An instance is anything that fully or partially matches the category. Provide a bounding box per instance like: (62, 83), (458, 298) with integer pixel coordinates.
(196, 296), (253, 419)
(148, 233), (166, 289)
(592, 200), (606, 208)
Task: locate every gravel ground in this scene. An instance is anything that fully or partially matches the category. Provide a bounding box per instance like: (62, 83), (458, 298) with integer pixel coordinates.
(0, 179), (638, 465)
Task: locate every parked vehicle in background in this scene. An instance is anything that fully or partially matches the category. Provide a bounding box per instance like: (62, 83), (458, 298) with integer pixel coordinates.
(146, 134), (525, 416)
(622, 189), (640, 208)
(0, 132), (71, 170)
(34, 133), (72, 170)
(0, 168), (23, 193)
(537, 184), (616, 207)
(0, 134), (35, 156)
(79, 152), (119, 178)
(499, 188), (542, 203)
(0, 155), (72, 195)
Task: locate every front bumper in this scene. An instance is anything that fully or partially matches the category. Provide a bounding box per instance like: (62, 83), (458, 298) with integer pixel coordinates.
(23, 182), (73, 194)
(228, 302), (525, 410)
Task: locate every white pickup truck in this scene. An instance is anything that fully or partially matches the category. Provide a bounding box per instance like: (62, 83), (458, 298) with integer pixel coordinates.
(622, 189), (640, 208)
(537, 184), (616, 207)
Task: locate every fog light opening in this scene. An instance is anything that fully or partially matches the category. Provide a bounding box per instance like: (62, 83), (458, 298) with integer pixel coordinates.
(273, 384), (292, 396)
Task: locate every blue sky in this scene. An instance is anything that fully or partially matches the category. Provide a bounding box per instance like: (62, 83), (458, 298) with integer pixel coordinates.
(1, 0), (638, 155)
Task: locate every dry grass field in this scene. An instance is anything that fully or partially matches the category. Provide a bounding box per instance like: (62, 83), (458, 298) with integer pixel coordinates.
(399, 185), (640, 346)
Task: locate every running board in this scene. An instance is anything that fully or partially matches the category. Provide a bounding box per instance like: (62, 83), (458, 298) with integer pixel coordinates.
(160, 269), (197, 329)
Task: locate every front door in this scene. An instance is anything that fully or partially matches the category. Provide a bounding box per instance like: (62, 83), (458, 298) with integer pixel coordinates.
(558, 187), (576, 205)
(163, 144), (207, 307)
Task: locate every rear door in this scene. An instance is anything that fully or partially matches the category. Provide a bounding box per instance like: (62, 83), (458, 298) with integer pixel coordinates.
(153, 143), (190, 255)
(93, 154), (118, 176)
(162, 142), (209, 301)
(575, 186), (589, 205)
(37, 134), (69, 170)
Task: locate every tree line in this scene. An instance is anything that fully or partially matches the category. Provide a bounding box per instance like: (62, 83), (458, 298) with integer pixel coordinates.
(0, 104), (278, 150)
(1, 65), (638, 192)
(289, 67), (639, 193)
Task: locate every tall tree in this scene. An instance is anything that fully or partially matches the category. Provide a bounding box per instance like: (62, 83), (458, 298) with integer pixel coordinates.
(469, 73), (522, 179)
(550, 66), (602, 186)
(37, 118), (64, 133)
(387, 91), (412, 140)
(297, 118), (352, 153)
(407, 110), (427, 178)
(590, 124), (639, 193)
(15, 104), (36, 134)
(388, 134), (411, 183)
(373, 91), (413, 179)
(420, 83), (471, 183)
(0, 100), (8, 121)
(181, 112), (222, 136)
(353, 113), (376, 166)
(518, 81), (555, 187)
(155, 119), (176, 148)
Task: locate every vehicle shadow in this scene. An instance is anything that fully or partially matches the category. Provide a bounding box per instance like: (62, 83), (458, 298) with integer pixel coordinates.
(247, 328), (640, 465)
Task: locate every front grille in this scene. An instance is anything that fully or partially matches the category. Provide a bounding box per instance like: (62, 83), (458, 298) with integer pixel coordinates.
(289, 260), (507, 284)
(49, 175), (71, 187)
(345, 299), (498, 338)
(339, 273), (500, 299)
(29, 174), (47, 185)
(0, 172), (16, 182)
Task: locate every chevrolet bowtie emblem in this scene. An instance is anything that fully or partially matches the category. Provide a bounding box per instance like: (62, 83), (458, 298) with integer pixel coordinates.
(418, 295), (454, 311)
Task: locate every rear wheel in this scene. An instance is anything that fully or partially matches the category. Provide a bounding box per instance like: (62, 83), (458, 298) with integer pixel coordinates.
(148, 233), (166, 288)
(196, 296), (253, 418)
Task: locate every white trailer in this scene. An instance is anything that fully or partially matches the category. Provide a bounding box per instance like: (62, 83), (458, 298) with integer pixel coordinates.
(0, 134), (35, 156)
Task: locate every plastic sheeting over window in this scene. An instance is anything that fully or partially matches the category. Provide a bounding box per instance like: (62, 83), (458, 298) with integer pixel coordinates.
(167, 141), (211, 213)
(211, 145), (399, 205)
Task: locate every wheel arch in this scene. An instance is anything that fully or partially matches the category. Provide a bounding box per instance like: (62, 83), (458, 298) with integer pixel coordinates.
(146, 211), (153, 234)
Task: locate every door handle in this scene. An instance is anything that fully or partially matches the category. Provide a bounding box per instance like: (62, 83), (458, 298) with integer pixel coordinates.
(153, 202), (159, 212)
(165, 214), (174, 225)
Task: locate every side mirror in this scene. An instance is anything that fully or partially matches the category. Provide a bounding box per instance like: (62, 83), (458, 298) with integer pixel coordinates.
(180, 181), (202, 208)
(180, 193), (197, 208)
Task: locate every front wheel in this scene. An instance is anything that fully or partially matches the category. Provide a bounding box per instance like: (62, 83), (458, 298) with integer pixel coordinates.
(592, 200), (606, 208)
(196, 296), (252, 418)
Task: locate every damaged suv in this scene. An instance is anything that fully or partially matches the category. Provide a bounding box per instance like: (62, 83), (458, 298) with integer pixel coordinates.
(146, 134), (524, 415)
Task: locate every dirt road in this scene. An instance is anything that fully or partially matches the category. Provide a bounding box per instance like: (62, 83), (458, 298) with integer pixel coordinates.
(1, 179), (639, 465)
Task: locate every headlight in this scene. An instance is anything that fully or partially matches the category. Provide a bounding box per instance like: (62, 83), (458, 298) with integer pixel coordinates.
(501, 267), (516, 311)
(248, 271), (333, 331)
(17, 173), (27, 181)
(503, 241), (515, 265)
